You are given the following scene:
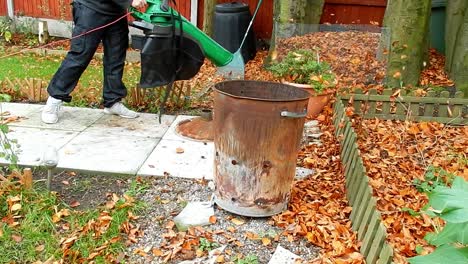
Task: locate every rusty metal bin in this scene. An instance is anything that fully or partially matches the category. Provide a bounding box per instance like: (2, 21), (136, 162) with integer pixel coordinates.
(213, 80), (310, 217)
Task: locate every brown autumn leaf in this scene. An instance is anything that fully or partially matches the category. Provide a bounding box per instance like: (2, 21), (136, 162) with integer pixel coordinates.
(261, 237), (271, 246)
(152, 248), (164, 257)
(35, 244), (45, 252)
(10, 203), (21, 212)
(105, 200), (116, 210)
(216, 255), (225, 263)
(70, 201), (80, 208)
(245, 231), (259, 240)
(230, 218), (245, 226)
(209, 215), (217, 224)
(176, 147), (185, 154)
(11, 234), (22, 242)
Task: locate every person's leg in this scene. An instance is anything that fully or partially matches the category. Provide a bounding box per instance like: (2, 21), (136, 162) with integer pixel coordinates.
(47, 2), (104, 102)
(101, 17), (128, 107)
(101, 18), (138, 118)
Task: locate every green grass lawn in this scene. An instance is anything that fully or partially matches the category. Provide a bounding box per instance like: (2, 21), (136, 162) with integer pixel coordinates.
(0, 51), (141, 106)
(0, 177), (147, 263)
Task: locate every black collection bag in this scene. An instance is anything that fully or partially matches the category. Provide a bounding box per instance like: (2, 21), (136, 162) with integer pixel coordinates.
(139, 30), (205, 88)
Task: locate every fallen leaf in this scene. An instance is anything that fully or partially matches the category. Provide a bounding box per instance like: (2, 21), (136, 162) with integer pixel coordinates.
(176, 147), (185, 154)
(152, 248), (164, 257)
(11, 234), (22, 242)
(261, 237), (271, 246)
(209, 215), (217, 224)
(70, 201), (80, 208)
(35, 244), (45, 252)
(10, 203), (21, 212)
(231, 218), (245, 226)
(216, 255), (225, 263)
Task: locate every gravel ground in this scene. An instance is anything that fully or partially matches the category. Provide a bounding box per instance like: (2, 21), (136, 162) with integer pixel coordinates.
(126, 176), (320, 264)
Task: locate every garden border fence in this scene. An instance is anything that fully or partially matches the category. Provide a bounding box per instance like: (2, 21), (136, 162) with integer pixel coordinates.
(0, 77), (192, 108)
(332, 89), (468, 263)
(339, 88), (467, 125)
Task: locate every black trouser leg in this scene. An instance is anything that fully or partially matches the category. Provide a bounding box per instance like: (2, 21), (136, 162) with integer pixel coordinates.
(47, 2), (128, 107)
(102, 18), (129, 108)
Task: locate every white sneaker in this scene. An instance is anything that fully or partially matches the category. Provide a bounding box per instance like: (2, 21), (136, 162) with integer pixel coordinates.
(104, 102), (139, 119)
(41, 96), (63, 124)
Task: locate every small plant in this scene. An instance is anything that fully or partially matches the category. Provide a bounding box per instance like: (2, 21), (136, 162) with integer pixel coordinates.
(409, 176), (468, 263)
(413, 166), (455, 193)
(0, 93), (19, 170)
(198, 237), (219, 252)
(232, 254), (259, 264)
(267, 49), (335, 93)
(0, 17), (13, 43)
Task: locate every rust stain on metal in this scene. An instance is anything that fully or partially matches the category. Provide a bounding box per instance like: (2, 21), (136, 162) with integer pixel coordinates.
(175, 117), (214, 142)
(213, 80), (309, 217)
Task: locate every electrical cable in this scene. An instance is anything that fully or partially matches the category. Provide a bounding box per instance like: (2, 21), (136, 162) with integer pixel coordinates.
(0, 12), (132, 60)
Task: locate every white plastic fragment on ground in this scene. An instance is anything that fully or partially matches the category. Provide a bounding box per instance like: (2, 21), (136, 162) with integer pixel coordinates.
(268, 245), (301, 264)
(173, 201), (214, 231)
(295, 167), (315, 179)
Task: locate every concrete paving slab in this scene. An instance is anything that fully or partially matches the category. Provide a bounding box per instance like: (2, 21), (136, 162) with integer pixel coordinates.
(15, 106), (104, 132)
(57, 132), (160, 175)
(85, 113), (176, 138)
(138, 138), (214, 179)
(0, 126), (78, 167)
(0, 102), (43, 120)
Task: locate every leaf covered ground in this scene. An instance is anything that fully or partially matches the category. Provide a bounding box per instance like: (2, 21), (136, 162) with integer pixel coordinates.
(351, 117), (467, 263)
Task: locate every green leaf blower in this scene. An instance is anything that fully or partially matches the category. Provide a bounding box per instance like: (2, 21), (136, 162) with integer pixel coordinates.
(130, 0), (249, 88)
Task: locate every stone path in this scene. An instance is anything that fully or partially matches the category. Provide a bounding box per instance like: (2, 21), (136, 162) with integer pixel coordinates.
(1, 102), (319, 181)
(0, 102), (213, 178)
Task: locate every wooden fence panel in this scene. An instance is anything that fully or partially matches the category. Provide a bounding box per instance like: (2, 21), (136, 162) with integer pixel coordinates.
(13, 0), (72, 19)
(321, 0), (387, 26)
(8, 0), (391, 39)
(334, 99), (394, 263)
(0, 0), (7, 16)
(341, 88), (468, 125)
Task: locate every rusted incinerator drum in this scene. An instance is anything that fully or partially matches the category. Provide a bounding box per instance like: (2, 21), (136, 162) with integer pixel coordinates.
(213, 80), (310, 217)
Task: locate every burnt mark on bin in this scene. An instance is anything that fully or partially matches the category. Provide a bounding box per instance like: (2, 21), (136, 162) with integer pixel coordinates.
(231, 160), (238, 165)
(261, 160), (272, 175)
(254, 196), (282, 208)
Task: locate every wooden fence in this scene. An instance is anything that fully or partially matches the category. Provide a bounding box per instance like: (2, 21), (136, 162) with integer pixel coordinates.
(0, 77), (192, 108)
(2, 0), (389, 39)
(333, 99), (393, 264)
(0, 0), (6, 16)
(333, 89), (467, 262)
(340, 88), (467, 125)
(321, 0), (387, 25)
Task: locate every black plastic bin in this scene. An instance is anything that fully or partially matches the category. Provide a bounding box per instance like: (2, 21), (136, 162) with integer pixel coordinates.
(213, 2), (257, 63)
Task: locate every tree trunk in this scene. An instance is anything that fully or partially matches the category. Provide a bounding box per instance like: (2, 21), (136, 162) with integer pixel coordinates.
(203, 0), (216, 37)
(445, 0), (468, 97)
(266, 0), (325, 65)
(383, 0), (432, 88)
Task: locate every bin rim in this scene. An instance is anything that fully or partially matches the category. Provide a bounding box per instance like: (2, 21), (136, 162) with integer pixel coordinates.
(214, 80), (311, 102)
(432, 0), (446, 8)
(215, 2), (250, 13)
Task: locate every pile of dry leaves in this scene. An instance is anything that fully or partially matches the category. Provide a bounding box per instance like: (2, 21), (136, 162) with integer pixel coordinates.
(274, 107), (365, 264)
(276, 31), (387, 91)
(351, 117), (467, 263)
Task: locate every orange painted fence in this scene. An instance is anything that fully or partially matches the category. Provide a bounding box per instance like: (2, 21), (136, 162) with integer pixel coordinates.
(321, 0), (387, 25)
(3, 0), (388, 39)
(0, 0), (7, 16)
